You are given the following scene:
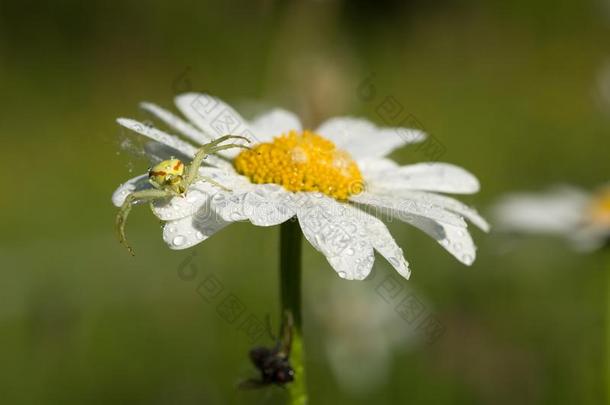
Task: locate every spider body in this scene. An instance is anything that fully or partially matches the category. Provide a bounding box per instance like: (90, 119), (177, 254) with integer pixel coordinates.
(115, 135), (249, 255)
(148, 158), (186, 194)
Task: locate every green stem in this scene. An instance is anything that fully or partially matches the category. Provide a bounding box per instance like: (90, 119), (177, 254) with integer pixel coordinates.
(606, 249), (610, 405)
(280, 220), (307, 405)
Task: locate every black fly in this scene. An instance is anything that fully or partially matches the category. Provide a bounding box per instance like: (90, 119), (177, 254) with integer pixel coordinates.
(239, 311), (295, 389)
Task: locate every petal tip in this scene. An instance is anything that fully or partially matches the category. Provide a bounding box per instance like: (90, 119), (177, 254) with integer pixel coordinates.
(174, 92), (201, 105)
(139, 101), (156, 110)
(461, 254), (476, 266)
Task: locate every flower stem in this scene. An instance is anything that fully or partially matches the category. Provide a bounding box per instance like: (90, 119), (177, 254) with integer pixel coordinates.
(606, 249), (610, 405)
(280, 220), (307, 405)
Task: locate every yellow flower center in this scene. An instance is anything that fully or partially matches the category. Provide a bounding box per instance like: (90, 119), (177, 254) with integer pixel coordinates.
(234, 130), (364, 200)
(588, 187), (610, 228)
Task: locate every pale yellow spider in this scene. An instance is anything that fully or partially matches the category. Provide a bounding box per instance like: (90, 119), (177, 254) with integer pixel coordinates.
(116, 135), (249, 255)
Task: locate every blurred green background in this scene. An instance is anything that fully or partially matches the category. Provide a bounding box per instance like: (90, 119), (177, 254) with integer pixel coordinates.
(1, 0), (608, 403)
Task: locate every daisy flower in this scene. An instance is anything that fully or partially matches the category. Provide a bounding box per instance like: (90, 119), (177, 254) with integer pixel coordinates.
(492, 184), (610, 251)
(112, 93), (489, 280)
(311, 282), (418, 394)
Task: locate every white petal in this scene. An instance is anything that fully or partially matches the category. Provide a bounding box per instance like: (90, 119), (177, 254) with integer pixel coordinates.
(407, 216), (477, 265)
(140, 102), (212, 145)
(368, 188), (490, 232)
(209, 190), (249, 222)
(210, 184), (297, 226)
(163, 206), (232, 250)
(112, 174), (151, 207)
(174, 93), (253, 158)
(345, 205), (411, 279)
(492, 186), (588, 234)
(297, 194), (374, 280)
(249, 109), (302, 142)
(316, 117), (426, 159)
(350, 192), (467, 228)
(141, 144), (232, 171)
(367, 163), (480, 194)
(143, 142), (189, 164)
(351, 192), (478, 265)
(357, 158), (399, 177)
(129, 107), (234, 170)
(242, 185), (298, 226)
(569, 225), (610, 252)
(117, 118), (198, 158)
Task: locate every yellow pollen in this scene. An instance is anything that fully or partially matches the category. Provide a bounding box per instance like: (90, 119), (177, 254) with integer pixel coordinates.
(234, 130), (364, 200)
(588, 187), (610, 228)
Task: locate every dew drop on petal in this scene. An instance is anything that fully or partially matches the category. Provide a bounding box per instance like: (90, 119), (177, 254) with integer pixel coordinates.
(172, 235), (186, 247)
(196, 231), (204, 240)
(338, 271), (347, 279)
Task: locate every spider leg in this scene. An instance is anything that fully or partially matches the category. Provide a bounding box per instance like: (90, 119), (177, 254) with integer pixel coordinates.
(190, 174), (232, 191)
(115, 189), (172, 256)
(204, 134), (250, 149)
(265, 314), (278, 341)
(205, 142), (251, 154)
(279, 311), (294, 357)
(184, 135), (250, 187)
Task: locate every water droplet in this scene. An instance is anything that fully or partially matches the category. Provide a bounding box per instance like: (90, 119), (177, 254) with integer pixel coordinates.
(172, 235), (186, 246)
(196, 231), (204, 240)
(337, 271), (347, 279)
(168, 227), (176, 233)
(344, 248), (355, 256)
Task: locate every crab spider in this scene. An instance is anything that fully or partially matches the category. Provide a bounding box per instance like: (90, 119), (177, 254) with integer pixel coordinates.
(115, 135), (250, 255)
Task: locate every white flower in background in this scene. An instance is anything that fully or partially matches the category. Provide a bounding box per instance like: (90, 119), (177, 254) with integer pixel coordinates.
(112, 93), (489, 279)
(492, 185), (610, 251)
(311, 282), (418, 394)
(596, 59), (610, 111)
